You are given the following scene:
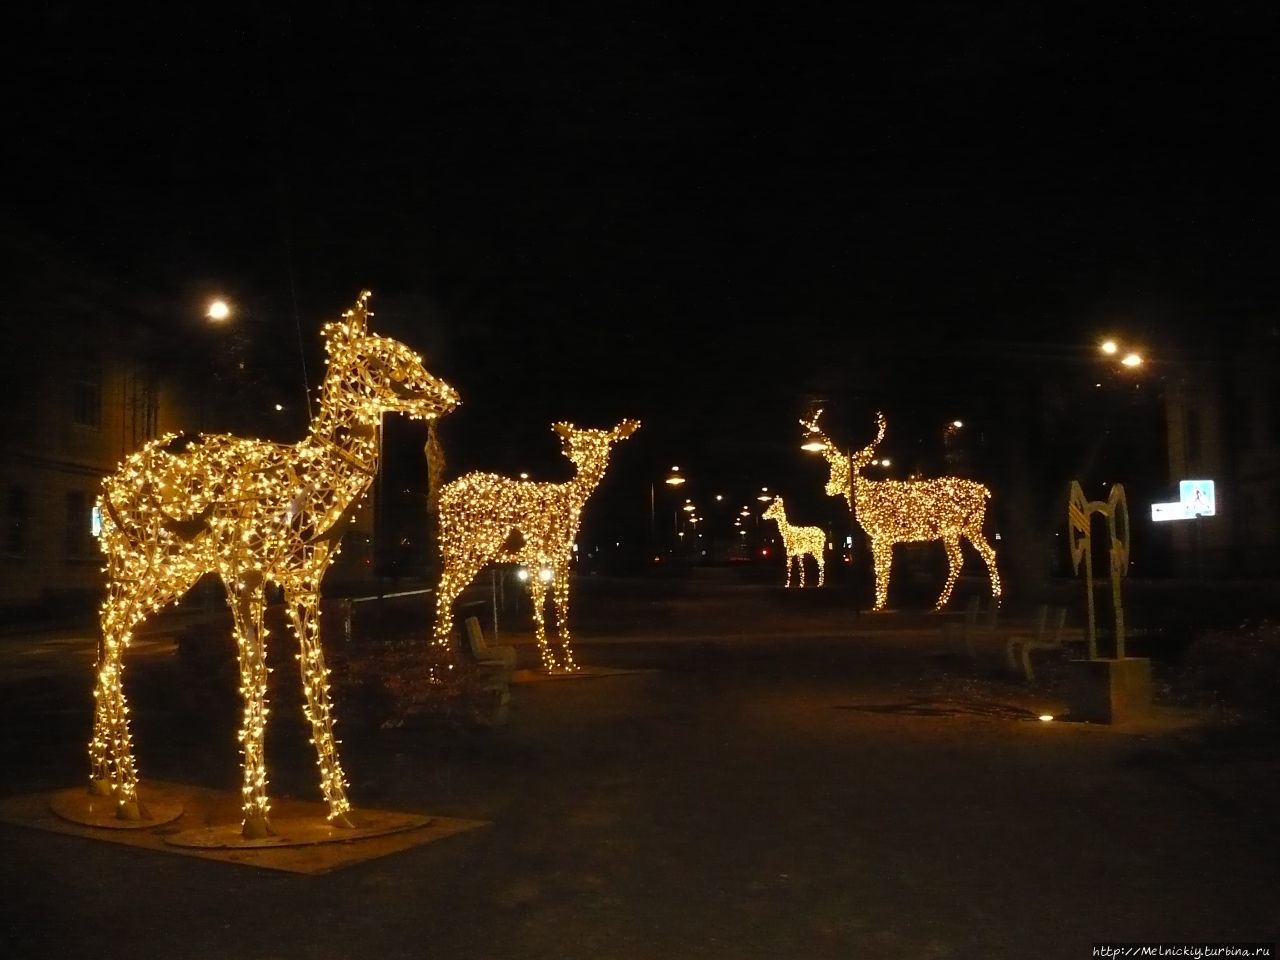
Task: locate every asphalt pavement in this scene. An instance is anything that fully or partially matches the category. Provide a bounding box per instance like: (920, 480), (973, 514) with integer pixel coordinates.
(0, 572), (1275, 960)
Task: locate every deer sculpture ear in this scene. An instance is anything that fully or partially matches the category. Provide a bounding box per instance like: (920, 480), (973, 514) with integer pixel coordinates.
(342, 290), (373, 336)
(613, 419), (641, 440)
(552, 422), (573, 440)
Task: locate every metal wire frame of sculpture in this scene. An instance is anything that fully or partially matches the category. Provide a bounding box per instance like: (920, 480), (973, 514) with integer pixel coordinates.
(1067, 480), (1131, 660)
(761, 497), (826, 587)
(92, 291), (459, 837)
(432, 420), (640, 672)
(800, 409), (1001, 611)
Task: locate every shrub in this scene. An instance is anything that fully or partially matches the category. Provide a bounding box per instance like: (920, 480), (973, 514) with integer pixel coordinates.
(1180, 620), (1280, 721)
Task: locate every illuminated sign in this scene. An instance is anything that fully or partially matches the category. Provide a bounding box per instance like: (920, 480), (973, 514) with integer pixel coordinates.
(1179, 479), (1215, 517)
(1151, 479), (1216, 522)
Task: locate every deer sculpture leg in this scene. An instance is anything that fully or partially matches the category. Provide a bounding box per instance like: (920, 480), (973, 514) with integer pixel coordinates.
(796, 553), (807, 588)
(89, 578), (181, 818)
(936, 536), (966, 610)
(528, 576), (557, 671)
(284, 580), (355, 827)
(550, 566), (578, 672)
(815, 552), (826, 588)
(225, 572), (274, 838)
(432, 550), (491, 658)
(870, 538), (893, 611)
(966, 530), (1003, 605)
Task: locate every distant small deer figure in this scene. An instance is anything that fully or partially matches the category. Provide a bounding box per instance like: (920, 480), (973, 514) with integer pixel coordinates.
(801, 409), (1000, 611)
(762, 497), (826, 588)
(433, 420), (640, 671)
(93, 292), (459, 837)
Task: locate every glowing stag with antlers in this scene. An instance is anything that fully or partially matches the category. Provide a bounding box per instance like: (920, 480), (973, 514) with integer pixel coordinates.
(761, 497), (826, 588)
(92, 292), (459, 837)
(433, 420), (640, 672)
(801, 410), (1000, 611)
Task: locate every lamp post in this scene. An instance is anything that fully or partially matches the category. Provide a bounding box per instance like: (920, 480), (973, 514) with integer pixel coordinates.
(649, 466), (686, 559)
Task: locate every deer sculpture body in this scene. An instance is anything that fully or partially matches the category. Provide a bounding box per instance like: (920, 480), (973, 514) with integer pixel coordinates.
(761, 497), (826, 588)
(93, 292), (459, 837)
(801, 410), (1000, 611)
(433, 420), (639, 672)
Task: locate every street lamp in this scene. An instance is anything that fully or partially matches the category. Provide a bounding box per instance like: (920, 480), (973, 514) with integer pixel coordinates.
(650, 466), (689, 559)
(1100, 338), (1143, 370)
(206, 298), (231, 323)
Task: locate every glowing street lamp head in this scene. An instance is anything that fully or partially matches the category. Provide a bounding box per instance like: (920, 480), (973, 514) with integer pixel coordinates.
(1121, 352), (1143, 368)
(1100, 339), (1118, 355)
(206, 299), (231, 322)
(665, 466), (686, 486)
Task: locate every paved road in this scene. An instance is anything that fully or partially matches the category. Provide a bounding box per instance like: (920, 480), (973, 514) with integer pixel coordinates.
(0, 576), (1275, 959)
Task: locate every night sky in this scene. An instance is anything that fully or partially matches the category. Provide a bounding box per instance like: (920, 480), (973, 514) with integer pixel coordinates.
(8, 4), (1280, 551)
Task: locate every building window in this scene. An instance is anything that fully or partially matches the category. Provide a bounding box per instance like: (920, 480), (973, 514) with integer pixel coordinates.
(6, 486), (29, 556)
(72, 367), (102, 428)
(66, 491), (89, 557)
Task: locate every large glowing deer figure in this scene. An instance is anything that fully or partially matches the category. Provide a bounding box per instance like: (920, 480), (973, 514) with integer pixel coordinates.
(93, 292), (459, 837)
(433, 420), (640, 672)
(800, 410), (1000, 611)
(762, 497), (826, 587)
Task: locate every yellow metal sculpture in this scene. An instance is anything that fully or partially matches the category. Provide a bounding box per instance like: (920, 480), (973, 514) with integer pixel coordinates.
(761, 497), (826, 587)
(800, 409), (1001, 610)
(92, 292), (459, 837)
(1067, 481), (1130, 660)
(433, 420), (640, 672)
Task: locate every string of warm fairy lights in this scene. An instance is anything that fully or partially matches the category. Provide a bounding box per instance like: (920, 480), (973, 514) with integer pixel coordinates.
(92, 291), (458, 836)
(800, 410), (1001, 610)
(761, 497), (826, 587)
(433, 420), (639, 672)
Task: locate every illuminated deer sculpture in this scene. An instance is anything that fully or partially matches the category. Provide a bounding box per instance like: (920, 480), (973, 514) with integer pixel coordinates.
(800, 410), (1000, 611)
(93, 292), (459, 837)
(433, 420), (640, 672)
(761, 497), (826, 588)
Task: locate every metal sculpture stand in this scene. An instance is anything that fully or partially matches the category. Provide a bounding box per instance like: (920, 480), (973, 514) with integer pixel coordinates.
(1065, 481), (1151, 722)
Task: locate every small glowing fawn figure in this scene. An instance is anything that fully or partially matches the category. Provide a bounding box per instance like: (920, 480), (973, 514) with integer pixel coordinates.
(433, 420), (639, 672)
(761, 497), (826, 588)
(801, 410), (1000, 611)
(93, 292), (459, 837)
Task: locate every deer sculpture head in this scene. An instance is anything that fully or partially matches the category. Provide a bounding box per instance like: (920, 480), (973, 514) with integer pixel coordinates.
(317, 291), (460, 426)
(800, 409), (887, 503)
(761, 497), (785, 524)
(552, 418), (642, 473)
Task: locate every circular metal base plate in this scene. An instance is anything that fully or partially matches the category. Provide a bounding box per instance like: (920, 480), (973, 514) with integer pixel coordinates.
(49, 787), (184, 830)
(164, 810), (434, 849)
